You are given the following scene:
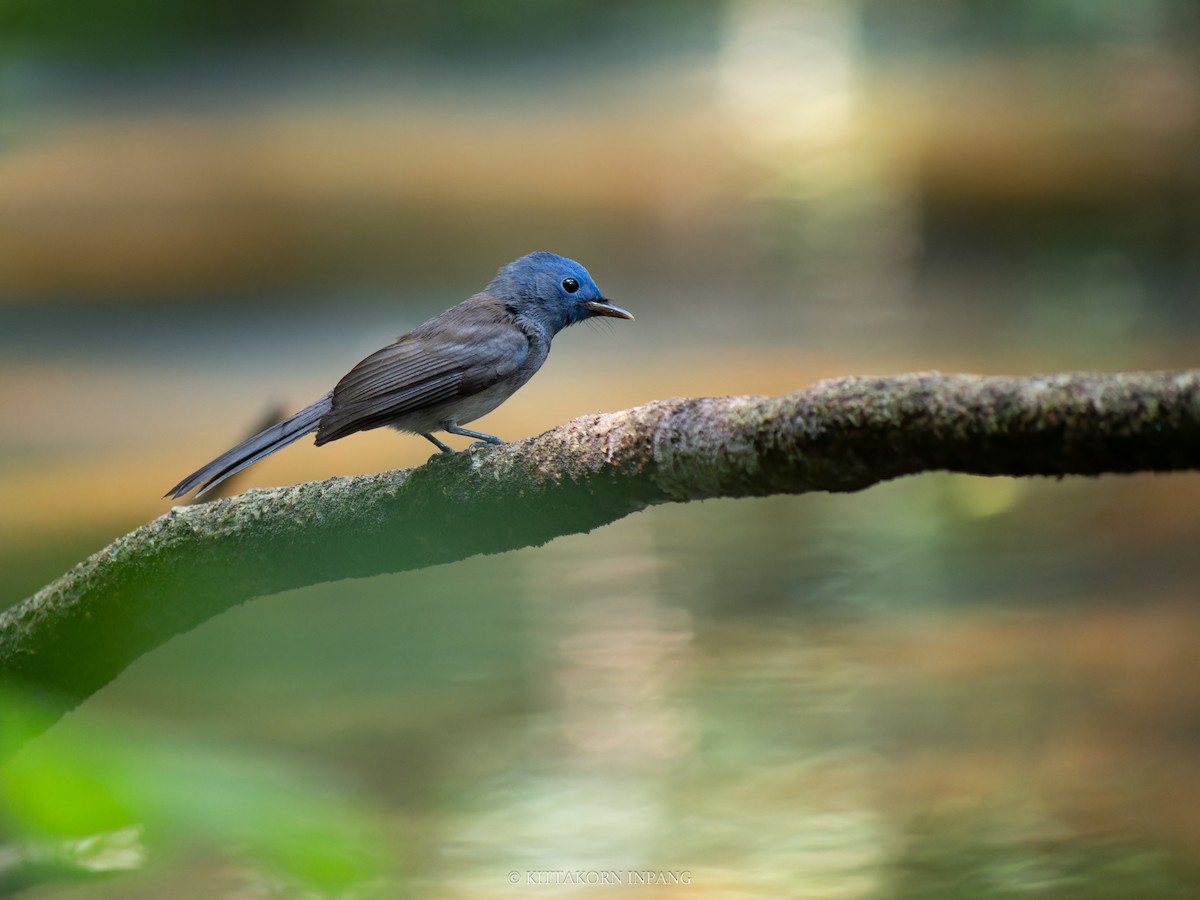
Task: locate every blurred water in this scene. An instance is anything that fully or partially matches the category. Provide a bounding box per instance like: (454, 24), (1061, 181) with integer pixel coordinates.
(0, 474), (1178, 897)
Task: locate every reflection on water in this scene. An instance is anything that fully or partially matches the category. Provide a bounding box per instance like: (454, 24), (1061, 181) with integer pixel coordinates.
(441, 519), (697, 891)
(16, 472), (1190, 897)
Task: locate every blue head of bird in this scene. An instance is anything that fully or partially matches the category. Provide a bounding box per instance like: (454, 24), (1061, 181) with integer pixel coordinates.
(490, 252), (633, 334)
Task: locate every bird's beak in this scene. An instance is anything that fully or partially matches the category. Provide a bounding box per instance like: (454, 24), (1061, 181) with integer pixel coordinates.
(583, 298), (634, 320)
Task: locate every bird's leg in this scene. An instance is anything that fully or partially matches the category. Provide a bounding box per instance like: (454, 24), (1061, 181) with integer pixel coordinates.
(421, 432), (455, 454)
(443, 423), (505, 452)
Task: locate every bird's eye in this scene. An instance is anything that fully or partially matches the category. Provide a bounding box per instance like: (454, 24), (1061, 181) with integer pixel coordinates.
(561, 277), (580, 294)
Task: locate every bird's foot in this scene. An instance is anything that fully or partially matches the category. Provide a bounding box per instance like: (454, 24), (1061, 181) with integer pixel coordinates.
(467, 440), (502, 456)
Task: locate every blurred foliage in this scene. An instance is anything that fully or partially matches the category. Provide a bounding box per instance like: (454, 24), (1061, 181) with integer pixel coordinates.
(862, 0), (1200, 52)
(0, 688), (389, 896)
(0, 0), (721, 62)
(6, 0), (1198, 64)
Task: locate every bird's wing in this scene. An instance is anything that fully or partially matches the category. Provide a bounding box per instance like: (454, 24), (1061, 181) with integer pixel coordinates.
(315, 311), (529, 444)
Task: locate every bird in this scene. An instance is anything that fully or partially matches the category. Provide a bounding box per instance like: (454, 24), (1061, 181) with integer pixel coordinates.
(166, 252), (633, 499)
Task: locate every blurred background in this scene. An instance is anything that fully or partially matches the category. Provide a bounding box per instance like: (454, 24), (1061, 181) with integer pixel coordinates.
(3, 0), (1200, 896)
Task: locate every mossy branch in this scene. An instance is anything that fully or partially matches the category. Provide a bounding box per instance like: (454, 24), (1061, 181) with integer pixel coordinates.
(3, 371), (1199, 748)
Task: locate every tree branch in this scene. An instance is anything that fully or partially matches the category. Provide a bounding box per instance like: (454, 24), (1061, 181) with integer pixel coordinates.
(4, 371), (1199, 744)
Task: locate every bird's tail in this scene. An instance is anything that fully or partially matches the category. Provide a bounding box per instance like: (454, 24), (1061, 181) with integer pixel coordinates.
(165, 392), (333, 499)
